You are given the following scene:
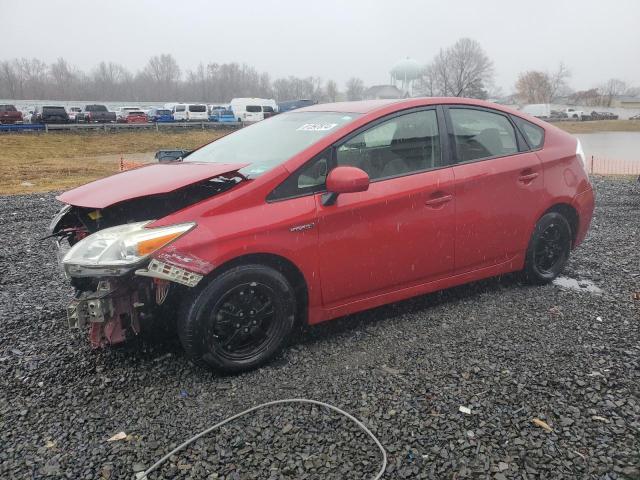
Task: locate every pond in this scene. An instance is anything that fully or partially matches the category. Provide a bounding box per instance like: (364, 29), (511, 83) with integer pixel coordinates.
(574, 132), (640, 174)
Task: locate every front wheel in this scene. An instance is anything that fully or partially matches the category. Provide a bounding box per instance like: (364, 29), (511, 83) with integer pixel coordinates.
(523, 212), (572, 284)
(178, 264), (296, 373)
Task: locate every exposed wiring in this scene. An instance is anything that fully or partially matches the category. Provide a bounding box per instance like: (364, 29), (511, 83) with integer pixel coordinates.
(136, 398), (387, 480)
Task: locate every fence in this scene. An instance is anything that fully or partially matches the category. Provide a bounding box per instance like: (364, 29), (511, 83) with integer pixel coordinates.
(586, 156), (640, 175)
(0, 121), (242, 133)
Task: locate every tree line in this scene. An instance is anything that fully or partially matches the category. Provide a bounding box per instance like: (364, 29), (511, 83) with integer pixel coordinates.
(0, 54), (368, 103)
(1, 41), (635, 105)
(515, 65), (638, 106)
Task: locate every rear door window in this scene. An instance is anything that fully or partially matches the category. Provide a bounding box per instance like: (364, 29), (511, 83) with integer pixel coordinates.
(188, 105), (206, 112)
(448, 108), (518, 163)
(246, 105), (261, 113)
(511, 116), (545, 149)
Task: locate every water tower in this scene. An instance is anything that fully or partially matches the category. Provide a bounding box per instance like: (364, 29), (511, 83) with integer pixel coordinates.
(390, 57), (422, 96)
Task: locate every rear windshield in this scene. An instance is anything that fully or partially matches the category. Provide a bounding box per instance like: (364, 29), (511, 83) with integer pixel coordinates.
(246, 105), (261, 113)
(128, 111), (145, 115)
(263, 106), (274, 113)
(43, 107), (66, 113)
(188, 105), (206, 112)
(156, 109), (171, 115)
(184, 111), (361, 178)
(0, 105), (17, 112)
(86, 105), (107, 111)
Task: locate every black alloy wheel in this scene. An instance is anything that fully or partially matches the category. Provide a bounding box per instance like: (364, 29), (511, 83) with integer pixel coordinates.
(208, 283), (278, 361)
(178, 264), (296, 372)
(523, 212), (572, 284)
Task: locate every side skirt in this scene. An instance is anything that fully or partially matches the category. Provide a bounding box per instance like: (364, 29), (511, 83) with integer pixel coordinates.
(308, 254), (524, 325)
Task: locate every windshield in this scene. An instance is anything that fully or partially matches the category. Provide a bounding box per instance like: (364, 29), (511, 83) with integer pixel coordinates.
(184, 111), (361, 178)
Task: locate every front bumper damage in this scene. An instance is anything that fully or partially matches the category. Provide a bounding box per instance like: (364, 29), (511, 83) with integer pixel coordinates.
(66, 259), (203, 348)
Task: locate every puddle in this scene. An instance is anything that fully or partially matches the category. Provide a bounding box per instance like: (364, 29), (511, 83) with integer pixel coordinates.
(553, 276), (603, 294)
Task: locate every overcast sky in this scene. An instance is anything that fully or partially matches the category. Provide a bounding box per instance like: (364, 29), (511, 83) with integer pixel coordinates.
(1, 0), (639, 93)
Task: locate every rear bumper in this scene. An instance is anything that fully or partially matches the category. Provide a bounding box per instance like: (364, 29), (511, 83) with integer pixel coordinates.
(572, 185), (595, 247)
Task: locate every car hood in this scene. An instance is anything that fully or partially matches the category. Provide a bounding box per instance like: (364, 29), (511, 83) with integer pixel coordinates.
(57, 162), (248, 208)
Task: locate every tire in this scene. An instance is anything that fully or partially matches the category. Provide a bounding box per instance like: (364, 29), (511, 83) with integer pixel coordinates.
(178, 264), (296, 373)
(523, 212), (572, 285)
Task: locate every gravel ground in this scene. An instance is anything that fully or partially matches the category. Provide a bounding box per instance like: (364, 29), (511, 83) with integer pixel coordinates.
(0, 177), (638, 479)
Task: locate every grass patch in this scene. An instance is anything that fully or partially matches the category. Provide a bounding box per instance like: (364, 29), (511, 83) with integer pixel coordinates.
(553, 120), (640, 134)
(0, 130), (226, 194)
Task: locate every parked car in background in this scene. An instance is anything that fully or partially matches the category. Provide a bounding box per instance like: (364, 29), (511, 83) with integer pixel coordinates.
(176, 104), (208, 121)
(0, 104), (23, 124)
(230, 98), (275, 122)
(590, 111), (618, 120)
(564, 108), (587, 120)
(549, 110), (568, 120)
(33, 106), (69, 124)
(115, 106), (141, 122)
(83, 104), (116, 123)
(52, 97), (594, 372)
(170, 104), (188, 121)
(208, 108), (236, 123)
(147, 108), (173, 122)
(630, 113), (640, 120)
(66, 107), (84, 123)
(124, 110), (148, 123)
(277, 99), (316, 113)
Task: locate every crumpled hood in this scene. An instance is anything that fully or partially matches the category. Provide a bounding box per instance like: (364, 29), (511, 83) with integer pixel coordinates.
(57, 162), (248, 208)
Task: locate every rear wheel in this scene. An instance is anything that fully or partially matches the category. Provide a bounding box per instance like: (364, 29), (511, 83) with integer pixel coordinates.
(178, 264), (296, 373)
(523, 212), (572, 284)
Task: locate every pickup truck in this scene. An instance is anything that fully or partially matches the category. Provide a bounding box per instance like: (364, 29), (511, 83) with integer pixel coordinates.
(564, 108), (588, 121)
(83, 104), (116, 123)
(0, 104), (23, 124)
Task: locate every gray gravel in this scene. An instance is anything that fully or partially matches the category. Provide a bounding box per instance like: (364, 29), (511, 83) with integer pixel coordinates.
(0, 177), (638, 479)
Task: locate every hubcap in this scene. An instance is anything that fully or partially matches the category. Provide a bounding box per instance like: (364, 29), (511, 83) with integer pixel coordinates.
(534, 222), (567, 274)
(207, 283), (276, 360)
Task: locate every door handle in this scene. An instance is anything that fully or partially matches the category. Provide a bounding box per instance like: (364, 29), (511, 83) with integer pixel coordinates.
(425, 194), (454, 207)
(518, 172), (539, 183)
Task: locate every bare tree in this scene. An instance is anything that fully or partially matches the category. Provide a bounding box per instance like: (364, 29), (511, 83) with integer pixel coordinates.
(345, 77), (365, 100)
(418, 38), (493, 98)
(141, 54), (181, 100)
(599, 78), (628, 107)
(515, 71), (554, 103)
(549, 62), (571, 99)
(325, 80), (339, 102)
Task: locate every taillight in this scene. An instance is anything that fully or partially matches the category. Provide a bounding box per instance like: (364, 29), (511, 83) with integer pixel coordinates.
(576, 139), (586, 168)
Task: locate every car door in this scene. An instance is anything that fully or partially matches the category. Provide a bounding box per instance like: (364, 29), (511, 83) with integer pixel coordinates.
(445, 106), (544, 274)
(315, 108), (456, 307)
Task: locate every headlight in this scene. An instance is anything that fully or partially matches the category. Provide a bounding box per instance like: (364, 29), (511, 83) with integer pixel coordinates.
(62, 221), (195, 269)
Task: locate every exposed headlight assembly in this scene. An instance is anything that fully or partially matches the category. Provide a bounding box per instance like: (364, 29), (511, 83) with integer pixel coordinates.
(62, 221), (195, 277)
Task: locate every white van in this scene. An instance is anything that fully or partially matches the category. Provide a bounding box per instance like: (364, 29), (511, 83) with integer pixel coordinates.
(170, 104), (208, 122)
(230, 98), (278, 122)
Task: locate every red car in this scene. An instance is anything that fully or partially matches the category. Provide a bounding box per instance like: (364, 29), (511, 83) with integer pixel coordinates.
(0, 104), (23, 124)
(51, 98), (594, 372)
(125, 111), (148, 123)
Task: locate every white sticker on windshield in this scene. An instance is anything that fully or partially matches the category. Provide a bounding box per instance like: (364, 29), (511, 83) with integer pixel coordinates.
(297, 123), (338, 132)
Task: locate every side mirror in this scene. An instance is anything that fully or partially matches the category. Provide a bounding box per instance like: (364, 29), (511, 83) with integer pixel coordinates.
(322, 166), (369, 206)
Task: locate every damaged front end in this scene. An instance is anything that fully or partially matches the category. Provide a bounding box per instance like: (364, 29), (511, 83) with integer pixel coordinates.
(49, 173), (241, 348)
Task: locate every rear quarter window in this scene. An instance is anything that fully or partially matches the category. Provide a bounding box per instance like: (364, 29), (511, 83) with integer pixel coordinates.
(512, 116), (545, 149)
